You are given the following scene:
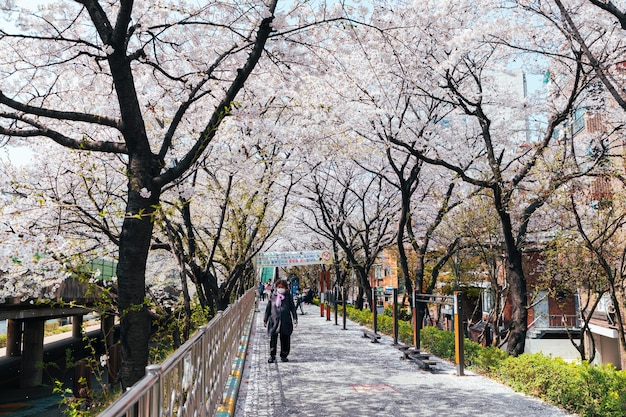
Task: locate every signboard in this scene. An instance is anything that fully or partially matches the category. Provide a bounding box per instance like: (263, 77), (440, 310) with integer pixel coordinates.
(290, 273), (299, 297)
(256, 250), (334, 267)
(260, 267), (275, 283)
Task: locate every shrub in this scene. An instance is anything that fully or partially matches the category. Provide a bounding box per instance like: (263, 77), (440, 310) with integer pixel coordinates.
(567, 361), (626, 416)
(472, 345), (508, 373)
(495, 353), (577, 399)
(397, 320), (413, 345)
(382, 306), (412, 321)
(420, 325), (455, 361)
(492, 353), (626, 417)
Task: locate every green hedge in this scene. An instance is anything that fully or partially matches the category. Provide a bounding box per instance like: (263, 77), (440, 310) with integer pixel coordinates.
(341, 304), (626, 417)
(495, 354), (626, 417)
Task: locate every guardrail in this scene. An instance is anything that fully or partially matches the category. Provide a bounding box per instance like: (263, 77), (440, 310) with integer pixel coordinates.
(548, 314), (579, 328)
(99, 288), (256, 417)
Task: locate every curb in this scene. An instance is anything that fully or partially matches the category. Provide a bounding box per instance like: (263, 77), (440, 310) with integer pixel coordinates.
(215, 308), (255, 417)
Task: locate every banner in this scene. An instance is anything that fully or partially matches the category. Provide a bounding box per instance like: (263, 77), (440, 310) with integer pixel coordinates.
(256, 250), (334, 267)
(260, 267), (275, 283)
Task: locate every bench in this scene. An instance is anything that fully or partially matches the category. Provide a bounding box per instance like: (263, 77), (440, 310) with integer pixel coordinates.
(400, 347), (438, 370)
(363, 329), (381, 343)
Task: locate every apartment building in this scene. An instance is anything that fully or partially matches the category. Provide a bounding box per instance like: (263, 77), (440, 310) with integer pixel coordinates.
(556, 63), (626, 368)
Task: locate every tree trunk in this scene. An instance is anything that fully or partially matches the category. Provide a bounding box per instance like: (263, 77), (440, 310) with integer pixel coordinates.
(493, 186), (528, 356)
(505, 249), (527, 356)
(356, 267), (373, 311)
(355, 286), (364, 310)
(117, 157), (161, 389)
(397, 184), (413, 296)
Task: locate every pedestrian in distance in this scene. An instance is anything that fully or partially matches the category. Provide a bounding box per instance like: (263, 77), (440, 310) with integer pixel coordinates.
(264, 279), (298, 363)
(258, 282), (266, 301)
(295, 289), (305, 315)
(302, 287), (314, 304)
(264, 282), (272, 300)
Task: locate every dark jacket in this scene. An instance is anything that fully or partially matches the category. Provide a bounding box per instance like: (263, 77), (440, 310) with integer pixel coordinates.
(264, 290), (298, 336)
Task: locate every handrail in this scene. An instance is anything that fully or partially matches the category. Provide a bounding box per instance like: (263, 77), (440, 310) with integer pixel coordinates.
(528, 314), (580, 330)
(99, 287), (256, 417)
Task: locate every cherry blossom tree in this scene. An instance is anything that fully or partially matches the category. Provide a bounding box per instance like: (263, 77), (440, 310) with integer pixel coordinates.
(0, 145), (125, 302)
(0, 0), (321, 388)
(299, 157), (398, 310)
(529, 0), (626, 113)
(159, 132), (298, 316)
(309, 0), (596, 356)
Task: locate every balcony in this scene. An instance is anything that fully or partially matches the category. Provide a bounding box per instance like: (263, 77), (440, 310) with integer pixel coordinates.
(528, 314), (581, 339)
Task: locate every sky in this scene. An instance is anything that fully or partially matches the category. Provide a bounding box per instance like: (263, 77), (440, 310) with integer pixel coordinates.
(1, 146), (32, 166)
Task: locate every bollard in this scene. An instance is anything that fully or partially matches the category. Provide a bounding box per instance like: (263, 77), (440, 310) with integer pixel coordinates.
(334, 287), (339, 325)
(325, 271), (332, 321)
(320, 270), (326, 317)
(342, 288), (347, 330)
(454, 291), (465, 376)
(392, 288), (398, 345)
(372, 287), (378, 334)
(326, 290), (331, 321)
(412, 291), (420, 350)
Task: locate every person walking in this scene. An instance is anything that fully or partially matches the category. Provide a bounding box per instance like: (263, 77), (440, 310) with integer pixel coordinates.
(264, 279), (298, 363)
(295, 289), (305, 315)
(264, 282), (272, 300)
(258, 282), (266, 301)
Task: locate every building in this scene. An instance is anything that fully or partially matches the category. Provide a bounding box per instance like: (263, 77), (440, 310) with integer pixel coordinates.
(548, 61), (626, 368)
(368, 249), (400, 310)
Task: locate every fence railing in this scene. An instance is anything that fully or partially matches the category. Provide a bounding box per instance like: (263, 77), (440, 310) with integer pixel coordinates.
(548, 314), (579, 328)
(99, 288), (256, 417)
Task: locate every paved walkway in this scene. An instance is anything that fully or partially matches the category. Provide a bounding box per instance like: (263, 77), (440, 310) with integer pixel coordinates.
(235, 301), (577, 417)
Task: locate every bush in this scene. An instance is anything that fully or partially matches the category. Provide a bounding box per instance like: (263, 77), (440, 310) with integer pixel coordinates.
(471, 345), (508, 373)
(420, 325), (455, 361)
(344, 305), (372, 326)
(382, 305), (412, 321)
(494, 354), (626, 416)
(0, 334), (6, 349)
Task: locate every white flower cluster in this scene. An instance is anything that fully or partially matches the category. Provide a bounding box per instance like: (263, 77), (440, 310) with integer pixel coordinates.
(140, 187), (152, 199)
(0, 234), (68, 302)
(103, 44), (115, 55)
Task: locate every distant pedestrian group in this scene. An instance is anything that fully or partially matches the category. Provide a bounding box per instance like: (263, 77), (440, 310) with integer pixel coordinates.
(258, 282), (273, 301)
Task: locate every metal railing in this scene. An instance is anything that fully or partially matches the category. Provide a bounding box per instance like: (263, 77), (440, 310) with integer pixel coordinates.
(528, 314), (581, 334)
(548, 314), (579, 328)
(99, 288), (256, 417)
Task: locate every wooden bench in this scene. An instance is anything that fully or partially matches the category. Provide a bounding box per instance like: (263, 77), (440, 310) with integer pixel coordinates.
(363, 329), (381, 343)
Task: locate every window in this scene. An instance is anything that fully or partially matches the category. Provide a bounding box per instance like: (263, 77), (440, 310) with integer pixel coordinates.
(374, 265), (383, 280)
(482, 289), (494, 314)
(572, 108), (585, 135)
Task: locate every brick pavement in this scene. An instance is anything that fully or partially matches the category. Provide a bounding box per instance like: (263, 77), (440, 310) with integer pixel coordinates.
(233, 301), (578, 417)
